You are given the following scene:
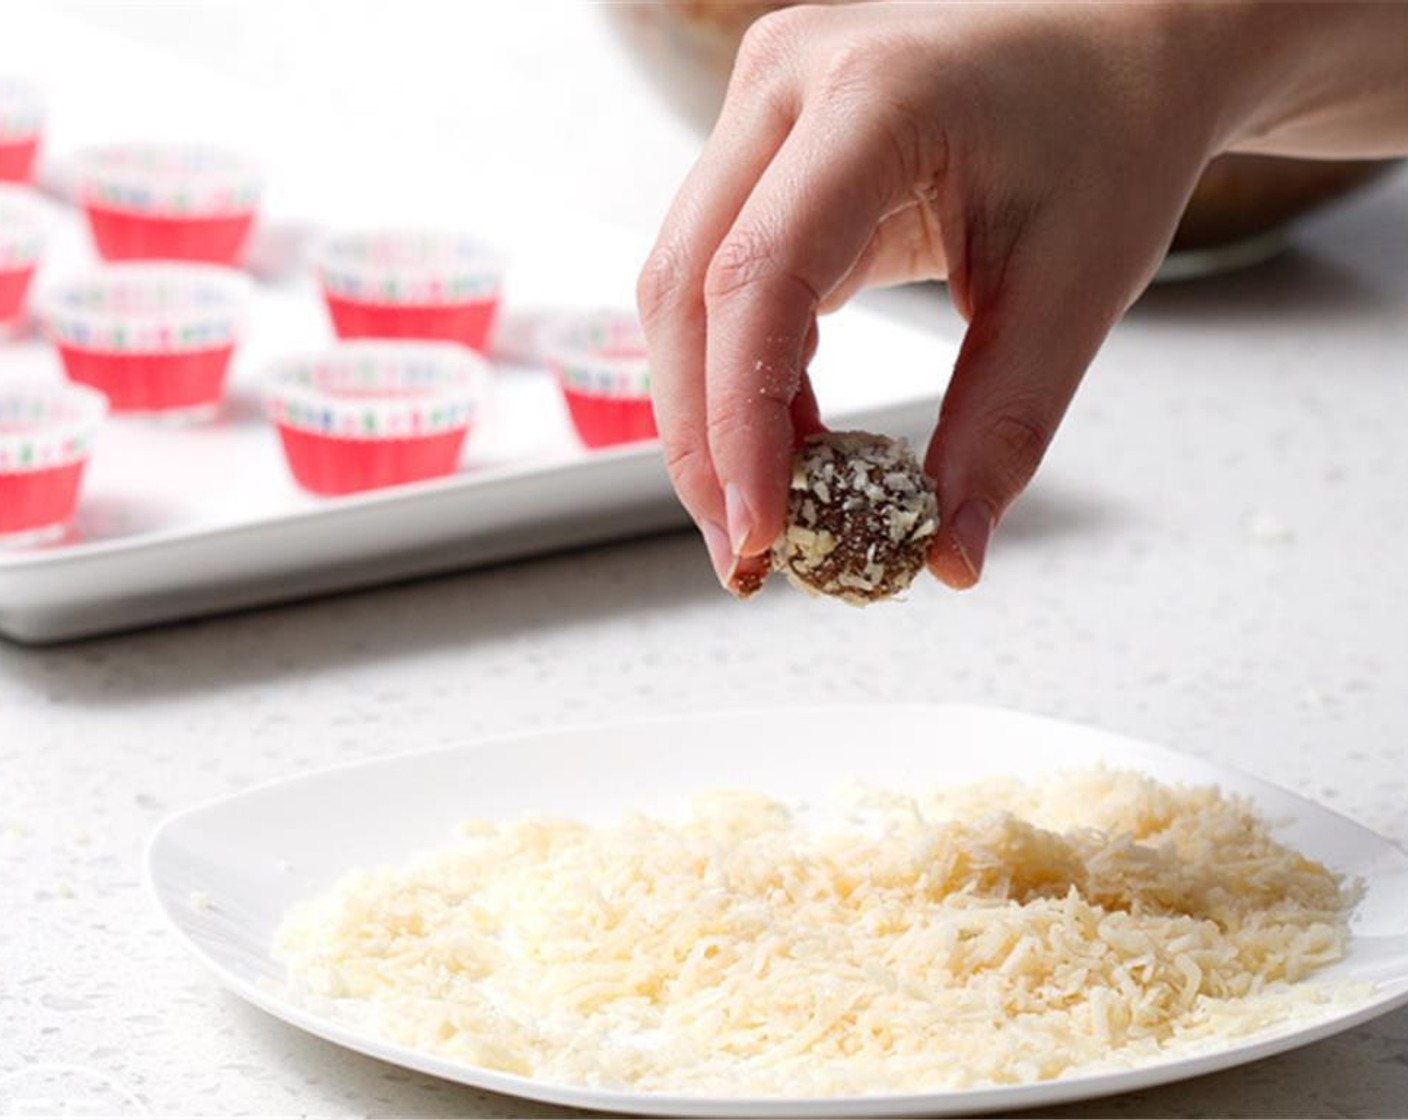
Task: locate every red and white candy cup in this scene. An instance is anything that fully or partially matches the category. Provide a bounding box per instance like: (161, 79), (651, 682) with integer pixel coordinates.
(0, 185), (47, 329)
(316, 230), (504, 353)
(0, 382), (106, 545)
(37, 263), (250, 419)
(74, 143), (262, 265)
(0, 79), (43, 184)
(546, 310), (656, 449)
(265, 341), (490, 496)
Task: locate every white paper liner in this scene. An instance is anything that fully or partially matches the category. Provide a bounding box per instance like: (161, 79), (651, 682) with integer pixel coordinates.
(0, 382), (106, 473)
(316, 229), (504, 306)
(264, 341), (491, 440)
(546, 309), (650, 398)
(75, 143), (262, 217)
(37, 262), (251, 353)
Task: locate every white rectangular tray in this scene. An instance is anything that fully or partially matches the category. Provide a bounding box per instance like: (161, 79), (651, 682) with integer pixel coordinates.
(0, 392), (941, 645)
(0, 207), (951, 643)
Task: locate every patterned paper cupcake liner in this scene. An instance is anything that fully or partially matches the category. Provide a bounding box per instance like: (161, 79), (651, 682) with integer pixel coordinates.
(266, 341), (490, 495)
(37, 263), (251, 354)
(0, 78), (43, 142)
(0, 185), (46, 323)
(0, 78), (42, 184)
(0, 382), (106, 542)
(264, 341), (490, 441)
(0, 184), (48, 269)
(0, 383), (106, 473)
(545, 310), (656, 448)
(561, 392), (658, 449)
(74, 143), (262, 217)
(316, 229), (504, 306)
(547, 309), (651, 398)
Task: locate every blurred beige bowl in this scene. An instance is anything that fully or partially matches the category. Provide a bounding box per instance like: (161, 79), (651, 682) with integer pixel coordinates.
(609, 1), (1398, 278)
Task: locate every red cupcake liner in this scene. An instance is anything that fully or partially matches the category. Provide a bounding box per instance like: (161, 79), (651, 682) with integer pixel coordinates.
(546, 310), (655, 449)
(0, 77), (43, 186)
(264, 341), (490, 496)
(0, 135), (38, 184)
(315, 229), (504, 354)
(0, 264), (34, 323)
(0, 460), (86, 540)
(274, 425), (470, 496)
(323, 293), (499, 352)
(38, 263), (248, 416)
(85, 204), (255, 265)
(562, 389), (657, 449)
(0, 183), (46, 322)
(0, 381), (105, 543)
(56, 343), (235, 414)
(74, 143), (261, 265)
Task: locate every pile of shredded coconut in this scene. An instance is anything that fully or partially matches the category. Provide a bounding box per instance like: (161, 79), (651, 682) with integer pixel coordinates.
(274, 769), (1363, 1097)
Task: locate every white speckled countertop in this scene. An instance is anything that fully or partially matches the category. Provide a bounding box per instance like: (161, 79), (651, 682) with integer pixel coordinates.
(3, 4), (1407, 1117)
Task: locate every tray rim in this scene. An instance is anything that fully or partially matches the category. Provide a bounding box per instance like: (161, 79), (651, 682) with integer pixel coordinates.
(0, 393), (941, 642)
(0, 392), (943, 573)
(0, 431), (658, 571)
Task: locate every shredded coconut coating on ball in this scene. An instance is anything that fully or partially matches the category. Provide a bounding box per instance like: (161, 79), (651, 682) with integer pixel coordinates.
(771, 431), (938, 605)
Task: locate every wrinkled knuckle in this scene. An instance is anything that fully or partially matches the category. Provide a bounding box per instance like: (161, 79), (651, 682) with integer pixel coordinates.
(982, 409), (1052, 500)
(662, 438), (703, 480)
(705, 397), (757, 454)
(877, 96), (945, 191)
(662, 439), (715, 504)
(814, 40), (886, 107)
(707, 385), (785, 445)
(637, 239), (692, 329)
(704, 225), (778, 306)
(732, 8), (808, 92)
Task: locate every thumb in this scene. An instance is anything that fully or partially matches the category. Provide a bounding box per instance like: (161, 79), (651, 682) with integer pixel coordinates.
(925, 237), (1132, 589)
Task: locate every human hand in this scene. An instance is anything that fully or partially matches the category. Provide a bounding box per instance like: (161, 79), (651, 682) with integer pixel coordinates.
(637, 1), (1405, 596)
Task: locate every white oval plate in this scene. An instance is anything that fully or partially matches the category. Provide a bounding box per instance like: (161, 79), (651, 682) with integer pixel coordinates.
(145, 705), (1408, 1117)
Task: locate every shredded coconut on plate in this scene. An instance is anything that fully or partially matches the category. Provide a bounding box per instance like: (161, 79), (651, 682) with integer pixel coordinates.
(273, 769), (1367, 1097)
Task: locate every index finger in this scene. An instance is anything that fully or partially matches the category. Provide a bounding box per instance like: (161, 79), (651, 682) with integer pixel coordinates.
(702, 102), (923, 558)
(637, 34), (801, 590)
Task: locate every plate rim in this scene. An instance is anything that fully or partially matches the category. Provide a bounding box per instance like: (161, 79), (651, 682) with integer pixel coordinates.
(144, 702), (1408, 1117)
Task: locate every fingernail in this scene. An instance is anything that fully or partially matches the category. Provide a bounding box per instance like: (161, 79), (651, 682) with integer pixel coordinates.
(700, 520), (736, 588)
(724, 483), (754, 555)
(951, 499), (994, 585)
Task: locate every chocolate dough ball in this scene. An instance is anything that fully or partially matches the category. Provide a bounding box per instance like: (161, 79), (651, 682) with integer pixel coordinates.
(771, 431), (939, 605)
